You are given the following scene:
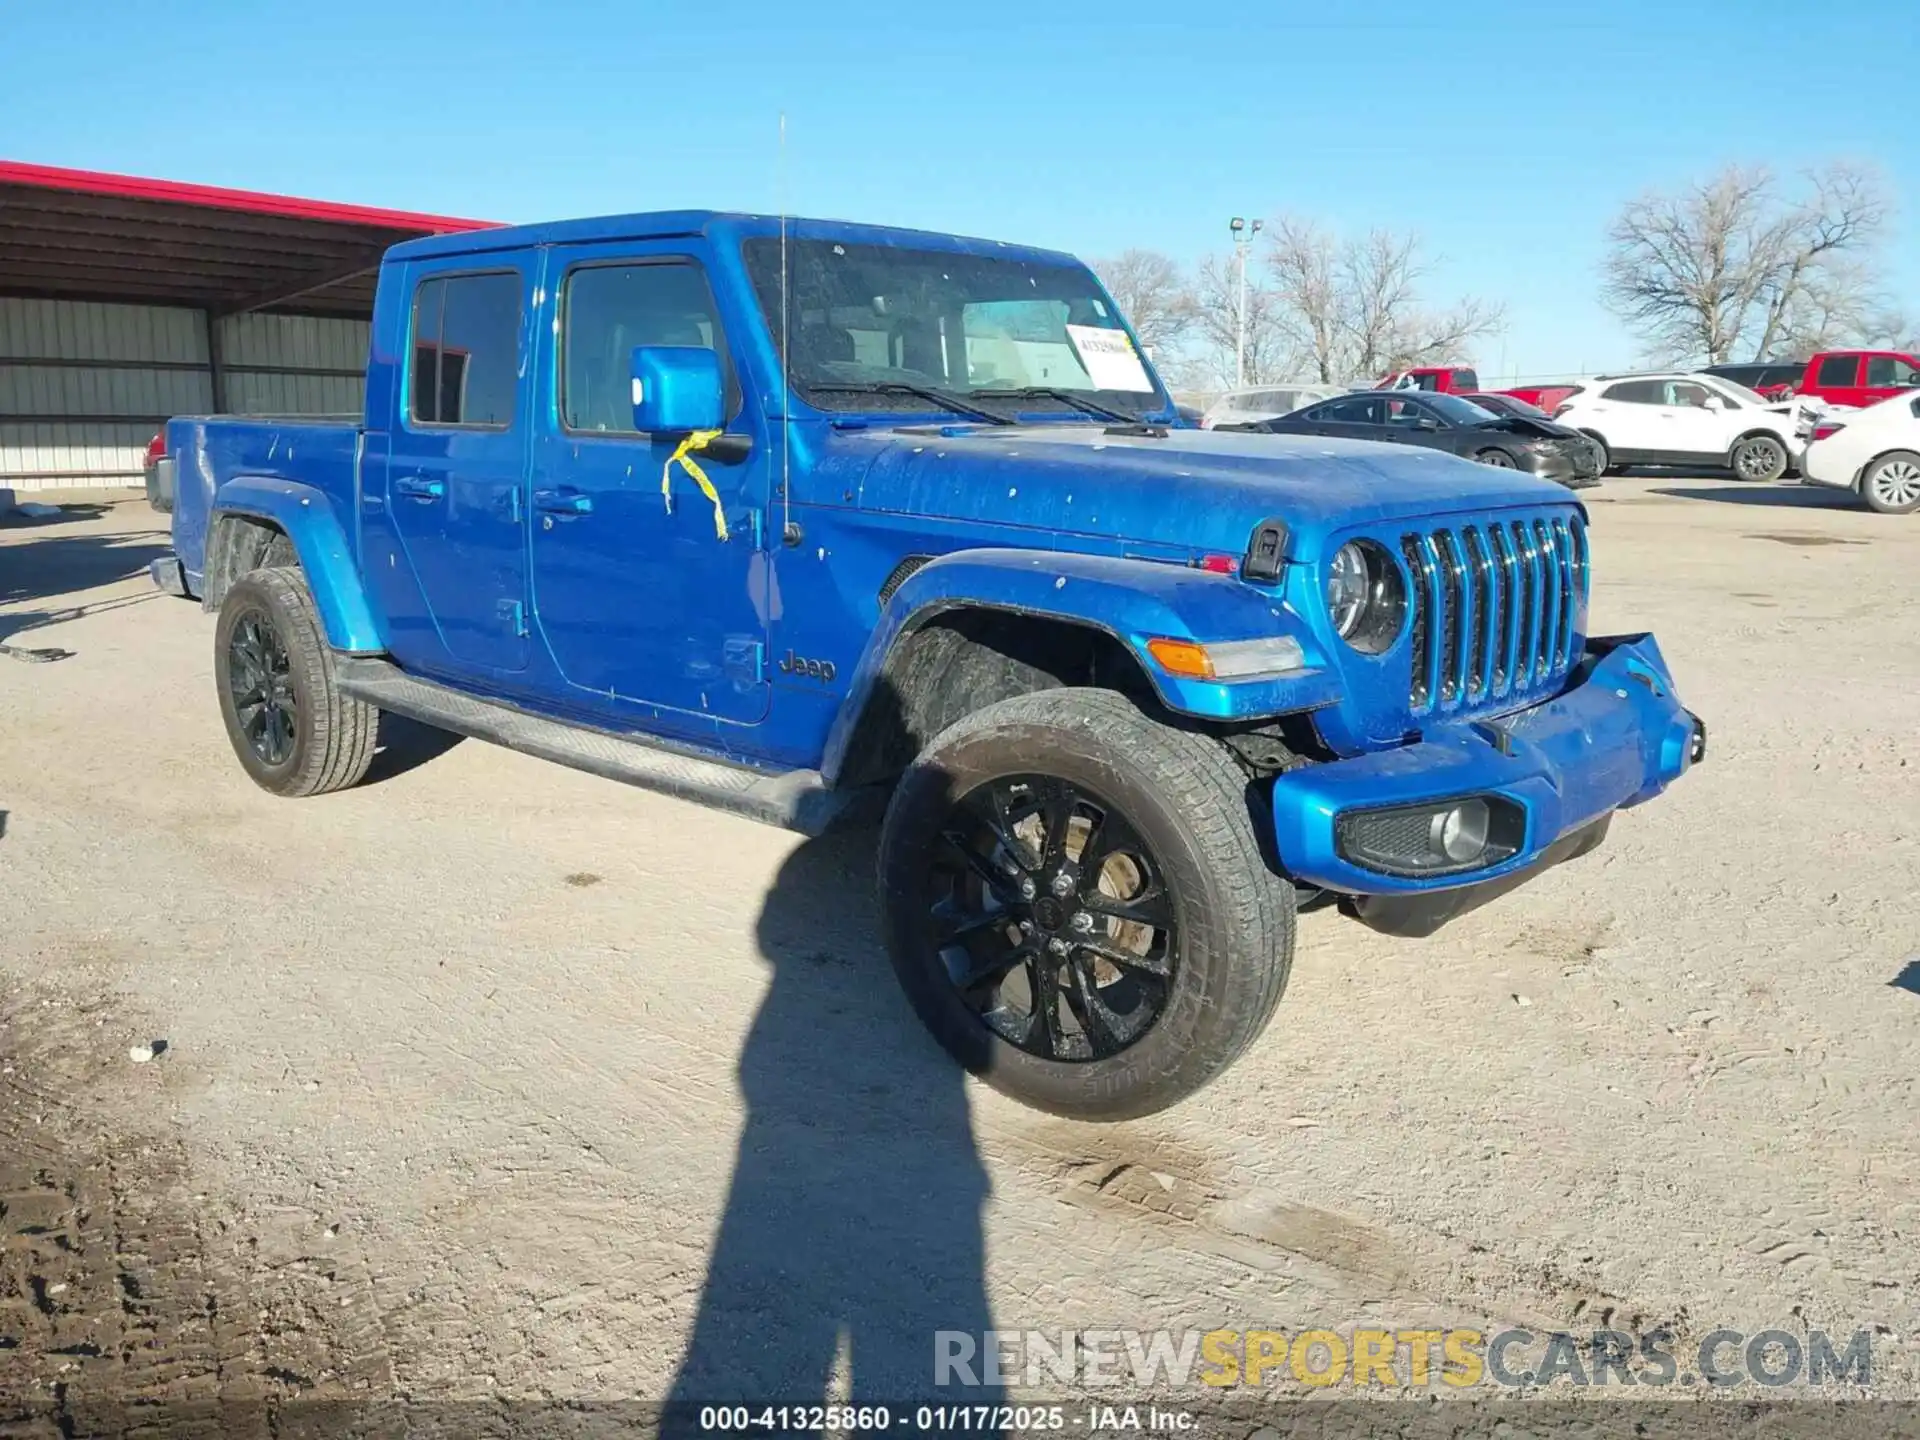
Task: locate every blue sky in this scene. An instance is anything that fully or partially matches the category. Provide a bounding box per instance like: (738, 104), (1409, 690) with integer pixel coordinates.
(6, 1), (1915, 381)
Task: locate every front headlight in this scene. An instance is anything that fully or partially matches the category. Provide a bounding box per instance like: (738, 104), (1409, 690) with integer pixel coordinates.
(1324, 540), (1407, 654)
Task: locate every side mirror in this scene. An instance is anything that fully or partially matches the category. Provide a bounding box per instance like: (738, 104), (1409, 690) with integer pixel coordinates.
(632, 346), (724, 434)
(1414, 416), (1441, 431)
(1701, 395), (1725, 412)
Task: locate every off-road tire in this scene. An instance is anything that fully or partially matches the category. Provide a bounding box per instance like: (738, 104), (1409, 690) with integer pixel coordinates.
(879, 688), (1295, 1121)
(214, 566), (378, 797)
(1860, 450), (1920, 515)
(1729, 433), (1789, 483)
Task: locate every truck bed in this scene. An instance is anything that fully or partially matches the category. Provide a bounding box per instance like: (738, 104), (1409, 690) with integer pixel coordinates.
(167, 414), (361, 596)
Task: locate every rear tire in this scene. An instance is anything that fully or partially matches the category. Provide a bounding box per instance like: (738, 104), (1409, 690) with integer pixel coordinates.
(214, 567), (379, 797)
(879, 688), (1294, 1121)
(1860, 451), (1920, 515)
(1729, 434), (1788, 483)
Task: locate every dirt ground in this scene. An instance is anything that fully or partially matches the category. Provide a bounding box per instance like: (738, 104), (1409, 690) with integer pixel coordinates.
(0, 479), (1915, 1431)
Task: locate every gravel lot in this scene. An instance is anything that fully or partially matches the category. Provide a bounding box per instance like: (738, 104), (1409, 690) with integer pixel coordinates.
(1, 478), (1915, 1428)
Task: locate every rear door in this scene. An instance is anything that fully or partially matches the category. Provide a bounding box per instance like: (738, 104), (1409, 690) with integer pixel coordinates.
(1812, 353), (1864, 407)
(381, 258), (535, 673)
(1583, 380), (1665, 459)
(528, 239), (772, 725)
(1290, 393), (1386, 439)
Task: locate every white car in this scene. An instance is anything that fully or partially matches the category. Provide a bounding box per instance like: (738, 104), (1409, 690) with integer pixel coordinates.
(1799, 391), (1920, 514)
(1200, 382), (1346, 429)
(1550, 371), (1810, 481)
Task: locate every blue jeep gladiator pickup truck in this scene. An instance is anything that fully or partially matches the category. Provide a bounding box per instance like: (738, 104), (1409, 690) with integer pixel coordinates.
(152, 210), (1704, 1120)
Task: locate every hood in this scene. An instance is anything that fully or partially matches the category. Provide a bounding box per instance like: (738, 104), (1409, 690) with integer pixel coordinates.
(849, 423), (1576, 558)
(1480, 416), (1586, 442)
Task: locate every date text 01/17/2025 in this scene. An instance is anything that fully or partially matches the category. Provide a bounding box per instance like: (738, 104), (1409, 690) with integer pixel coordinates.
(694, 1404), (1196, 1432)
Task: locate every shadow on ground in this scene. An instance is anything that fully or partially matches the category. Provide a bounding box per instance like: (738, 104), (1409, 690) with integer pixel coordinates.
(0, 527), (172, 612)
(663, 822), (1000, 1421)
(1648, 483), (1858, 510)
(1890, 958), (1920, 997)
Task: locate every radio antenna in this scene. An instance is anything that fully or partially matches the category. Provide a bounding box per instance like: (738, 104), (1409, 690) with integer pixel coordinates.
(777, 112), (794, 547)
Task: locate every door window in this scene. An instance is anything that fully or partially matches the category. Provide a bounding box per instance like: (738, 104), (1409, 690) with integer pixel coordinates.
(560, 261), (738, 434)
(409, 272), (521, 428)
(1815, 355), (1859, 387)
(1865, 355), (1920, 388)
(1600, 380), (1665, 404)
(1312, 395), (1385, 424)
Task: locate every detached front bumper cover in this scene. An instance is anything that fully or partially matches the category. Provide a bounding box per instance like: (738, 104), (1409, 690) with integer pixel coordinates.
(1271, 633), (1702, 896)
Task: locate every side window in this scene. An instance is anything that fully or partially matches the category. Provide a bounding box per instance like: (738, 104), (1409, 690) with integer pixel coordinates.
(1322, 395), (1384, 423)
(1866, 355), (1920, 387)
(1452, 369), (1479, 390)
(1385, 398), (1430, 426)
(1666, 381), (1712, 408)
(561, 260), (736, 433)
(1816, 354), (1859, 387)
(1601, 380), (1661, 404)
(410, 272), (521, 427)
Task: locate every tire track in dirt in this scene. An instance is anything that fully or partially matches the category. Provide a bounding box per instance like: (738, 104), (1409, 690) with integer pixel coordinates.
(0, 982), (394, 1430)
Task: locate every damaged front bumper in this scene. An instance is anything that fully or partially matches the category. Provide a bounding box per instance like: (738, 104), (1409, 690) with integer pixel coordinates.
(1269, 634), (1702, 927)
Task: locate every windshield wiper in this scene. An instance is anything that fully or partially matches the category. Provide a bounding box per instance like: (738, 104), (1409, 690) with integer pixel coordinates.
(970, 386), (1141, 424)
(801, 381), (1014, 425)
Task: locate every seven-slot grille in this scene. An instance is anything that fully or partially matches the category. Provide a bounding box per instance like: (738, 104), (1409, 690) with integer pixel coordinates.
(1398, 513), (1587, 714)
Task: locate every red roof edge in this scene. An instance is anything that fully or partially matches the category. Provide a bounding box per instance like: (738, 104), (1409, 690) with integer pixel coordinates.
(0, 159), (498, 233)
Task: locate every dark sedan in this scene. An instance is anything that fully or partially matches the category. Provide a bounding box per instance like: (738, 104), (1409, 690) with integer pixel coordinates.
(1227, 390), (1601, 488)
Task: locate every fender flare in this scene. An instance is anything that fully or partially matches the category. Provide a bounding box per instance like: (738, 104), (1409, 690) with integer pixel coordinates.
(820, 547), (1342, 782)
(211, 476), (383, 653)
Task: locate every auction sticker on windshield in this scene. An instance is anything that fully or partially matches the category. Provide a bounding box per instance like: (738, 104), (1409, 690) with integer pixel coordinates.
(1066, 324), (1156, 392)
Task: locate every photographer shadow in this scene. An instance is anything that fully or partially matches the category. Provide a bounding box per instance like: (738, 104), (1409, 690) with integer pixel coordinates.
(663, 821), (1003, 1420)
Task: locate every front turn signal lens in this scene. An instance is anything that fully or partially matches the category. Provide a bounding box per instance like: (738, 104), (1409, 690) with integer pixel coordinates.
(1146, 637), (1214, 678)
(1145, 635), (1308, 682)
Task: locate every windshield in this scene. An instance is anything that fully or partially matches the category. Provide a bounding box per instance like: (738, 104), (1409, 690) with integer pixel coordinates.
(1420, 392), (1502, 425)
(742, 238), (1167, 419)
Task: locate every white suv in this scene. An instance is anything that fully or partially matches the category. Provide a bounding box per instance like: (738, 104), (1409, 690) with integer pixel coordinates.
(1551, 372), (1808, 481)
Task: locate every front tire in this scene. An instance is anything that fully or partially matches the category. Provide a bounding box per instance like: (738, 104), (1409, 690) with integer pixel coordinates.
(214, 567), (379, 797)
(1860, 451), (1920, 514)
(1580, 432), (1613, 475)
(1730, 434), (1789, 483)
(1474, 449), (1517, 468)
(879, 688), (1295, 1121)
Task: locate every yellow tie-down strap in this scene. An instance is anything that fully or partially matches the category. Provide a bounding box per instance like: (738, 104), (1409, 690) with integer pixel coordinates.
(661, 429), (729, 540)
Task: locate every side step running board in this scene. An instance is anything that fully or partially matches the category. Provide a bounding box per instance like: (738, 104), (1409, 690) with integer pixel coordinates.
(335, 657), (851, 835)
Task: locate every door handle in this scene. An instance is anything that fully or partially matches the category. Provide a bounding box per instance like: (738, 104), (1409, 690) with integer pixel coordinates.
(394, 475), (445, 499)
(533, 489), (593, 516)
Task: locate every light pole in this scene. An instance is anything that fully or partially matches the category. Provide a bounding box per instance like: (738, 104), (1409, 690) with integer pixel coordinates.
(1230, 216), (1262, 388)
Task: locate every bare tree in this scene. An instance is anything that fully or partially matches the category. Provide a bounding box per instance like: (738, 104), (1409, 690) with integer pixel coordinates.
(1091, 249), (1195, 358)
(1261, 218), (1504, 382)
(1187, 251), (1289, 388)
(1602, 162), (1889, 363)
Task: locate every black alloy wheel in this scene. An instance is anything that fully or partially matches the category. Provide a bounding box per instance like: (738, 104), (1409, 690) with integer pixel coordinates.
(226, 609), (298, 766)
(928, 774), (1176, 1063)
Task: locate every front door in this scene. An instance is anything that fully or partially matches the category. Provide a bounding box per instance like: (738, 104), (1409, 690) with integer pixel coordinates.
(529, 241), (772, 726)
(382, 258), (535, 674)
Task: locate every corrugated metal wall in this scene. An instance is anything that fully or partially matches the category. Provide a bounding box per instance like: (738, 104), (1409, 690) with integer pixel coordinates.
(0, 298), (368, 492)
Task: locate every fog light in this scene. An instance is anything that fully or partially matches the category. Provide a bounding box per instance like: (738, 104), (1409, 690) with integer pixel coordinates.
(1333, 795), (1525, 878)
(1432, 799), (1490, 863)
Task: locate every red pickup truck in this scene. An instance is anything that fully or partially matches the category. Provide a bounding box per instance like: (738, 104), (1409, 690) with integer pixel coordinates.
(1373, 366), (1479, 394)
(1791, 350), (1920, 408)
